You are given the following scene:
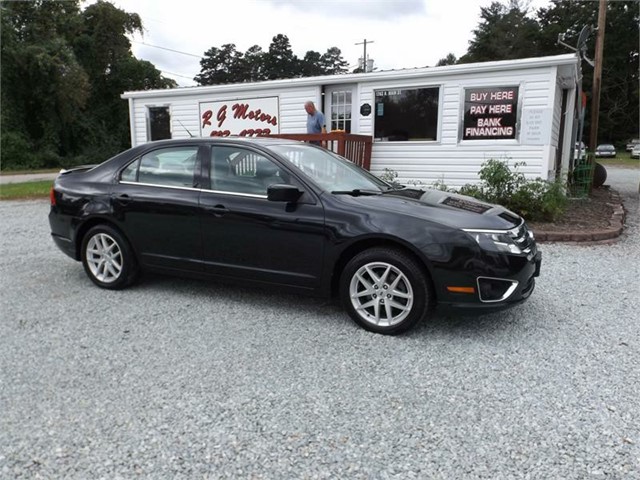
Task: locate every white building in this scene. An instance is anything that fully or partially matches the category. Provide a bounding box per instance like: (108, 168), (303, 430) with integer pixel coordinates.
(122, 54), (580, 187)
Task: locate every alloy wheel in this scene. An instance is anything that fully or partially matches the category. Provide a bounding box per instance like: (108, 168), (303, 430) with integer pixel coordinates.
(349, 261), (414, 327)
(85, 233), (123, 284)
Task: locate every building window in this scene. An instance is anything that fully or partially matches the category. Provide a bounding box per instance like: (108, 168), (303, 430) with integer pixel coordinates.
(374, 87), (439, 141)
(148, 106), (171, 141)
(330, 91), (352, 133)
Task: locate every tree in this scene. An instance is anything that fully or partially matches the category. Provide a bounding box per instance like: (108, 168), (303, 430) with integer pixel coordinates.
(459, 0), (542, 63)
(195, 35), (349, 84)
(1, 0), (89, 167)
(436, 53), (457, 66)
(320, 47), (349, 75)
(300, 50), (324, 77)
(73, 1), (175, 158)
(243, 45), (266, 82)
(458, 0), (638, 146)
(1, 0), (175, 169)
(263, 34), (299, 80)
(537, 0), (639, 145)
(194, 44), (246, 85)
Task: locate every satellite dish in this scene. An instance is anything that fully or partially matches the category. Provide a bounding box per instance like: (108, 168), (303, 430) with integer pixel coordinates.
(576, 25), (593, 55)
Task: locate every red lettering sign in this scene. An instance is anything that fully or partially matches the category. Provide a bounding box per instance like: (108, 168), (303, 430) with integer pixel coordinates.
(201, 110), (212, 128)
(216, 105), (227, 127)
(232, 103), (278, 126)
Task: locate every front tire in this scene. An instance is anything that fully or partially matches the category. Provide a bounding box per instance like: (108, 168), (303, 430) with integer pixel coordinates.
(81, 225), (138, 290)
(340, 248), (433, 334)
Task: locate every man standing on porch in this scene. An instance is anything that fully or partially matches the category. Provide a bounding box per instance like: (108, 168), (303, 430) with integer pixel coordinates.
(304, 101), (326, 135)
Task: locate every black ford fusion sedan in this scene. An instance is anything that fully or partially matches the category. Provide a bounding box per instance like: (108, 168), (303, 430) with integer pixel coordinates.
(49, 137), (541, 334)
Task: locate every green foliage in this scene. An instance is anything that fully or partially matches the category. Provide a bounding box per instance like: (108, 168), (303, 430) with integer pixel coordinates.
(458, 0), (639, 147)
(1, 0), (175, 171)
(378, 162), (565, 222)
(195, 34), (349, 85)
(435, 53), (457, 66)
(459, 1), (542, 63)
(459, 159), (567, 222)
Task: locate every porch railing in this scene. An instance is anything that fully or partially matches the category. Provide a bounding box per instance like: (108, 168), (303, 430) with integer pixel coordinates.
(270, 133), (373, 171)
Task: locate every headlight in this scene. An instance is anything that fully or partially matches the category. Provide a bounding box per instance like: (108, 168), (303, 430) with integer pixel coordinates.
(463, 229), (523, 254)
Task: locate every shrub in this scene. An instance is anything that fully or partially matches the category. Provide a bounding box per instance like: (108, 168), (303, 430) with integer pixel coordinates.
(377, 160), (567, 222)
(461, 159), (566, 222)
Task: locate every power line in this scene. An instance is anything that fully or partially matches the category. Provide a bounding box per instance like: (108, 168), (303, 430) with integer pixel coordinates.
(161, 70), (195, 80)
(133, 40), (202, 59)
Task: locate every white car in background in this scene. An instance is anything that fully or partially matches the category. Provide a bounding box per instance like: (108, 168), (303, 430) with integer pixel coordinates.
(626, 138), (639, 151)
(631, 144), (640, 159)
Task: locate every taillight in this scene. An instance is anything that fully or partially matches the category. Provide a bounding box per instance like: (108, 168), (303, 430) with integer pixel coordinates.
(50, 187), (57, 206)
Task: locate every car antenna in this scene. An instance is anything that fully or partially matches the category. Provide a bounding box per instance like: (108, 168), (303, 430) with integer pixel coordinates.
(177, 119), (195, 138)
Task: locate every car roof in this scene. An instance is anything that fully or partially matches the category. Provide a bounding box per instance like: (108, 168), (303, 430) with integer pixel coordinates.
(141, 137), (303, 148)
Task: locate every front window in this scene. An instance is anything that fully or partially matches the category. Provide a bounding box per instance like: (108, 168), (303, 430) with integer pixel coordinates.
(209, 146), (289, 196)
(374, 87), (439, 141)
(270, 144), (387, 193)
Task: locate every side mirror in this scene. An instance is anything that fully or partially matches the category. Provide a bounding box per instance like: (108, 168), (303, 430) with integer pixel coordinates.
(267, 184), (303, 203)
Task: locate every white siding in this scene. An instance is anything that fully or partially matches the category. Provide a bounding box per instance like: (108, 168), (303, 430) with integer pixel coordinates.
(361, 65), (556, 187)
(124, 55), (578, 185)
(130, 86), (320, 147)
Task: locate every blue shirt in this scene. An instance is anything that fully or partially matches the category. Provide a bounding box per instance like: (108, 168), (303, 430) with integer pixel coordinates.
(306, 110), (325, 134)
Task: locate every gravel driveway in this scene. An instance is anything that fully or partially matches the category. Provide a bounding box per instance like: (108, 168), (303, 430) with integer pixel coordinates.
(1, 167), (639, 479)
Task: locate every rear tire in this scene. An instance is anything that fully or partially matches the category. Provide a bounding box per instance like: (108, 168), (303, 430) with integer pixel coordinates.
(339, 248), (433, 335)
(81, 225), (138, 290)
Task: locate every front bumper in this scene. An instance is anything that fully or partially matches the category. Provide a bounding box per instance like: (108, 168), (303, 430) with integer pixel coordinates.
(436, 250), (541, 314)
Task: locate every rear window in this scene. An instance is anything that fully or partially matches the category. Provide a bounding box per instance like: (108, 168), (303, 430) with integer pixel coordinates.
(120, 146), (199, 188)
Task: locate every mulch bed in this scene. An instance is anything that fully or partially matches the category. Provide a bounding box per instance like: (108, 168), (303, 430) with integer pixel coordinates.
(528, 187), (613, 232)
(527, 187), (624, 242)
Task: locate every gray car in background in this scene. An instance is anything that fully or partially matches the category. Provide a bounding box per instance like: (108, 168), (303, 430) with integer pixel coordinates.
(595, 144), (616, 158)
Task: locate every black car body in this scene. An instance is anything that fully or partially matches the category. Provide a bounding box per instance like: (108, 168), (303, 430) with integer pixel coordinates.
(49, 138), (541, 334)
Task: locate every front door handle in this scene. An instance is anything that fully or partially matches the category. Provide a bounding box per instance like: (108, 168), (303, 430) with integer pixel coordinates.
(207, 204), (229, 217)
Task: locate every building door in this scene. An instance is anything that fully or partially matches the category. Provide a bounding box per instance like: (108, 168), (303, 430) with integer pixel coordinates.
(325, 85), (357, 133)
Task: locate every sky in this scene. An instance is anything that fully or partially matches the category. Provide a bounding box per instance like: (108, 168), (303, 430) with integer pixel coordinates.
(101, 0), (553, 87)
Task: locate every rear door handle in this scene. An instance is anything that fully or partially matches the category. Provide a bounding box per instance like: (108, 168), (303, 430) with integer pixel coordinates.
(114, 194), (132, 205)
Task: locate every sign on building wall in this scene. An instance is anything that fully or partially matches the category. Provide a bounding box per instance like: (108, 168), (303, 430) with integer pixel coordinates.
(199, 97), (280, 137)
(520, 107), (552, 145)
(462, 86), (519, 140)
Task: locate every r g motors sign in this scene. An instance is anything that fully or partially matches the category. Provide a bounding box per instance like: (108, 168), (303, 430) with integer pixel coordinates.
(199, 97), (280, 137)
(462, 86), (519, 140)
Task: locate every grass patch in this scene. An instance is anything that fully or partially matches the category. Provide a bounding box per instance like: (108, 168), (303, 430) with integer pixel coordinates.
(0, 168), (60, 176)
(596, 152), (639, 168)
(0, 180), (52, 200)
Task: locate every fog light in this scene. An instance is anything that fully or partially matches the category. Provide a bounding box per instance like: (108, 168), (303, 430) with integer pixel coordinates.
(477, 277), (518, 302)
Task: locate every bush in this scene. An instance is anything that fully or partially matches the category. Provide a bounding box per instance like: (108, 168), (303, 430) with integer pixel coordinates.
(380, 160), (566, 222)
(1, 131), (38, 170)
(460, 159), (566, 222)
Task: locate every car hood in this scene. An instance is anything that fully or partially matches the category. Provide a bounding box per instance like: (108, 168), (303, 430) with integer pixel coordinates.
(338, 188), (523, 230)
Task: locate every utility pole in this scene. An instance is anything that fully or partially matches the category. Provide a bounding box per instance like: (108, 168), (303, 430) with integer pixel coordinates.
(589, 0), (607, 153)
(355, 39), (374, 72)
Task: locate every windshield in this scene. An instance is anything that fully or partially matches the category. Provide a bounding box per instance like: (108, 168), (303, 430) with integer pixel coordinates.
(269, 144), (389, 193)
